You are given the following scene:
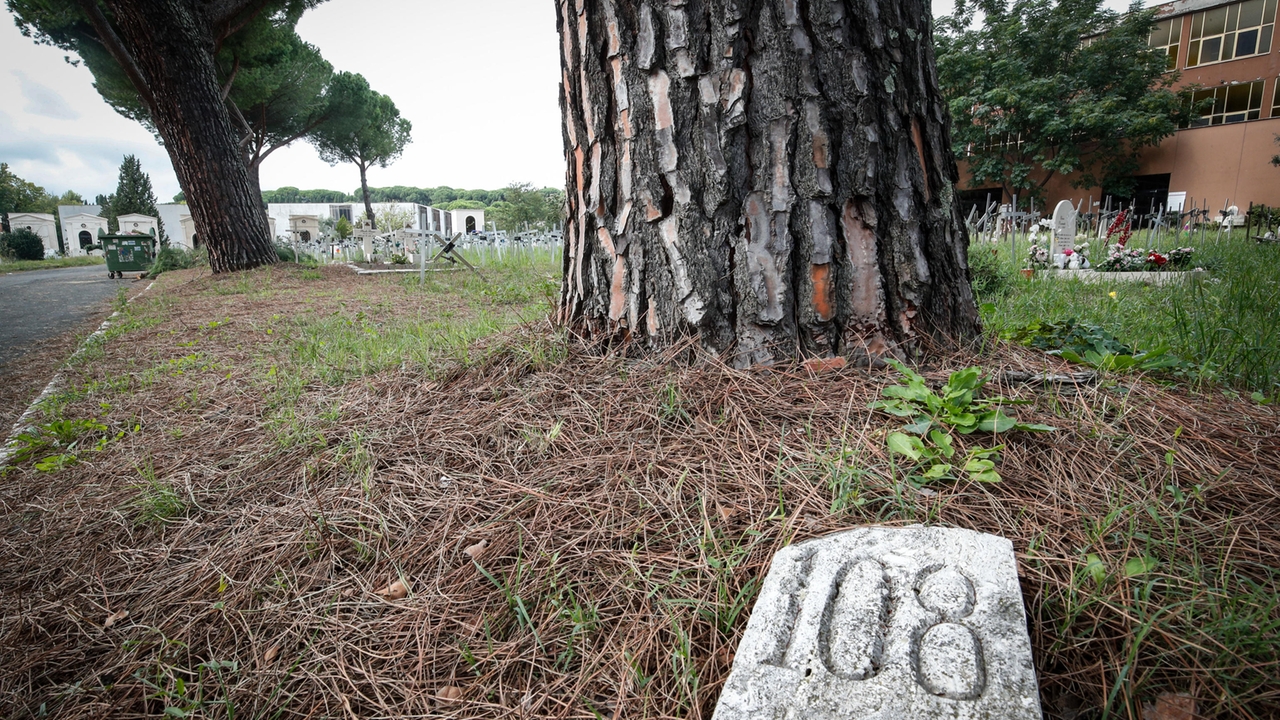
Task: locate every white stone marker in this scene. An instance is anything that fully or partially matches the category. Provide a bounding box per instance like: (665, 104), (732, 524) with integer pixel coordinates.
(1051, 201), (1077, 256)
(712, 526), (1041, 720)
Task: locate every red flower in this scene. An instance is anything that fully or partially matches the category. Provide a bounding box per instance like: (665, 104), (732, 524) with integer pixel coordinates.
(1148, 252), (1168, 266)
(1106, 210), (1132, 248)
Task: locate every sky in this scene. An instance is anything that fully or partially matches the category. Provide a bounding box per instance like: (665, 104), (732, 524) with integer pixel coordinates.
(0, 0), (1152, 203)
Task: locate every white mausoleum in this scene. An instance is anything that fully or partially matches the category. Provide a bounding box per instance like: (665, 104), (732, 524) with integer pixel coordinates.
(59, 210), (109, 257)
(287, 215), (321, 243)
(116, 213), (158, 238)
(450, 208), (486, 235)
(8, 213), (59, 258)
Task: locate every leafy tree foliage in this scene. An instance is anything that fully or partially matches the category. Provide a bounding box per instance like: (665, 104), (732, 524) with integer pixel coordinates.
(261, 187), (351, 204)
(404, 187), (505, 206)
(334, 216), (353, 239)
(256, 185), (560, 212)
(218, 12), (346, 191)
(311, 72), (412, 223)
(0, 163), (57, 232)
(0, 164), (83, 247)
(935, 0), (1194, 200)
(374, 204), (414, 234)
(486, 183), (565, 234)
(444, 200), (487, 211)
(57, 2), (359, 197)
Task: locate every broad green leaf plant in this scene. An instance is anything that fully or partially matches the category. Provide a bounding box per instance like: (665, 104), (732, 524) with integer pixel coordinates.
(871, 359), (1055, 484)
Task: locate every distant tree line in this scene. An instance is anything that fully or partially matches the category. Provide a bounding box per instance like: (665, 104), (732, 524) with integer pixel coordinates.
(261, 185), (515, 208)
(259, 183), (567, 233)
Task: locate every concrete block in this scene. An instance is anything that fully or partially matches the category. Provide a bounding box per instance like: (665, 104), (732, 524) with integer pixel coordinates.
(712, 526), (1041, 719)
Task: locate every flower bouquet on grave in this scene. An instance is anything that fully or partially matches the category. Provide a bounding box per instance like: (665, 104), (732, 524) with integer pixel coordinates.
(1167, 247), (1196, 268)
(1074, 241), (1092, 268)
(1096, 244), (1150, 272)
(1026, 242), (1050, 270)
(1061, 246), (1090, 269)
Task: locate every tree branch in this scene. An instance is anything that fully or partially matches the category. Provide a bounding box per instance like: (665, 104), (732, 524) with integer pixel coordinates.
(76, 0), (157, 116)
(257, 114), (330, 165)
(221, 56), (241, 101)
(226, 97), (254, 148)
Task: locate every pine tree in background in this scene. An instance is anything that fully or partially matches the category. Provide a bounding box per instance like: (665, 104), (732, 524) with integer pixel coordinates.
(108, 155), (165, 244)
(95, 193), (115, 226)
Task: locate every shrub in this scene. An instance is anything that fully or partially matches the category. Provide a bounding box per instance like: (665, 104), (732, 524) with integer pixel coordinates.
(0, 228), (47, 261)
(275, 243), (297, 262)
(148, 246), (207, 278)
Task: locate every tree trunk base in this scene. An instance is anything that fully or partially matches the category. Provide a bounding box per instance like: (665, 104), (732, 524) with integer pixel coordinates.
(557, 0), (980, 367)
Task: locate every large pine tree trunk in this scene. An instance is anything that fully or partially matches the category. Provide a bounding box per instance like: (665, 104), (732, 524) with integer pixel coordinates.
(557, 0), (980, 367)
(106, 0), (277, 273)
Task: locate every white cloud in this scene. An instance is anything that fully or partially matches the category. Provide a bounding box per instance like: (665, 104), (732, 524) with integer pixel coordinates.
(13, 69), (80, 120)
(0, 19), (180, 199)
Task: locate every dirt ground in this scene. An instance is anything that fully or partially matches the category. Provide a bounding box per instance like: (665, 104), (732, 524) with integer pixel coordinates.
(0, 263), (1277, 719)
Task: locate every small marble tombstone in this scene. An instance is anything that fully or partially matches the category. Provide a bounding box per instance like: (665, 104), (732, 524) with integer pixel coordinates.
(1052, 201), (1077, 256)
(712, 527), (1041, 720)
(353, 222), (376, 259)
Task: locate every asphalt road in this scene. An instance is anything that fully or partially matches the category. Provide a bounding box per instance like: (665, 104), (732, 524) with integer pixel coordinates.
(0, 264), (129, 368)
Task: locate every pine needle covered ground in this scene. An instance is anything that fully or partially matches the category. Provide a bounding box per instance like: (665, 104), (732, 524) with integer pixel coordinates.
(0, 259), (1277, 719)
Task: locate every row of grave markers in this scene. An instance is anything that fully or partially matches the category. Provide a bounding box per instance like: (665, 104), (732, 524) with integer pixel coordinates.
(968, 195), (1263, 264)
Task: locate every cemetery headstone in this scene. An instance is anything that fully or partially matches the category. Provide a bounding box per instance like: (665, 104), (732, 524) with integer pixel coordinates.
(712, 526), (1041, 720)
(1052, 200), (1077, 256)
(353, 220), (376, 260)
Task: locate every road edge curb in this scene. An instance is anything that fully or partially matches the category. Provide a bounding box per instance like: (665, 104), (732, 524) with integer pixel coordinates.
(0, 281), (156, 471)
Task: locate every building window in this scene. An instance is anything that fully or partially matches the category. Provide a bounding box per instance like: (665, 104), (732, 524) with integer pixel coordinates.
(329, 205), (353, 222)
(1187, 80), (1266, 126)
(1150, 16), (1184, 71)
(1273, 77), (1280, 117)
(1187, 0), (1276, 67)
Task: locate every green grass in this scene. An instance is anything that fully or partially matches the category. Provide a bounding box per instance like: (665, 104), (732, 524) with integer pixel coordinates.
(286, 248), (559, 385)
(249, 249), (563, 447)
(0, 256), (105, 272)
(974, 228), (1280, 395)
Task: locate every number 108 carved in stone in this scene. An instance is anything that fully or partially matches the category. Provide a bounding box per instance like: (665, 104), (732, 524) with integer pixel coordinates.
(713, 527), (1041, 720)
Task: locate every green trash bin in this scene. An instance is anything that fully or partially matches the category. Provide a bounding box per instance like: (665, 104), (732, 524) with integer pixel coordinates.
(99, 228), (156, 279)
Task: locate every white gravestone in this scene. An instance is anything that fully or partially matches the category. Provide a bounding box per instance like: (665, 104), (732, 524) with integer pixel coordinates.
(354, 221), (376, 259)
(1051, 201), (1077, 256)
(712, 527), (1041, 720)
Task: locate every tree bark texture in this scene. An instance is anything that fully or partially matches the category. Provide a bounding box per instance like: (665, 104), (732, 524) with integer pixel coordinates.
(557, 0), (980, 367)
(106, 0), (277, 273)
